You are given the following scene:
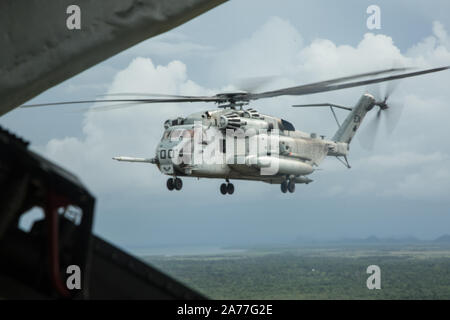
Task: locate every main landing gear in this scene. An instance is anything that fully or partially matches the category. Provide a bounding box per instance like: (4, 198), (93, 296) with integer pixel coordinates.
(220, 179), (234, 195)
(167, 177), (182, 191)
(281, 178), (295, 193)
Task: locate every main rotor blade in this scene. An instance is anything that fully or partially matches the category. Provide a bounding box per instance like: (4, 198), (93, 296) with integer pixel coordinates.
(82, 102), (146, 112)
(249, 66), (449, 100)
(19, 66), (449, 110)
(101, 69), (409, 101)
(20, 97), (222, 108)
(98, 92), (210, 99)
(292, 67), (411, 89)
(292, 103), (352, 111)
(248, 67), (410, 100)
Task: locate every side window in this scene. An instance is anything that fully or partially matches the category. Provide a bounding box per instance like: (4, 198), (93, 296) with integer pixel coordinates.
(221, 139), (226, 153)
(160, 150), (166, 159)
(245, 136), (249, 155)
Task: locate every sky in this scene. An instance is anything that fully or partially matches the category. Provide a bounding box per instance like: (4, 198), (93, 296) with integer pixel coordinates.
(2, 0), (450, 250)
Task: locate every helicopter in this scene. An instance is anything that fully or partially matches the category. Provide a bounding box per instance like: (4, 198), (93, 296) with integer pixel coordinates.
(22, 66), (449, 194)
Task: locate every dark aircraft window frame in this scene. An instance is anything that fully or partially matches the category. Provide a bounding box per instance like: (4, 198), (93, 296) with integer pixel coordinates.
(160, 150), (166, 159)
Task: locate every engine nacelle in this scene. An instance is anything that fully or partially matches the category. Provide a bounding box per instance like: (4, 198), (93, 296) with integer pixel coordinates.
(242, 108), (260, 119)
(218, 114), (242, 130)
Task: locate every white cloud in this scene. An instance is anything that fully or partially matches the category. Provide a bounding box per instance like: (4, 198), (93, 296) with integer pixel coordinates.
(407, 21), (450, 65)
(362, 152), (447, 169)
(392, 167), (450, 199)
(297, 33), (405, 79)
(213, 16), (304, 82)
(324, 151), (450, 199)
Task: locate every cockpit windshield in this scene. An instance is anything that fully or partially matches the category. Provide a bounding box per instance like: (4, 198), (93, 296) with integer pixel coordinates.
(163, 128), (194, 140)
(280, 119), (295, 131)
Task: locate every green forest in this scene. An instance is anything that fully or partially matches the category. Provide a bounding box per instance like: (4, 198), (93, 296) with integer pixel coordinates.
(144, 244), (450, 299)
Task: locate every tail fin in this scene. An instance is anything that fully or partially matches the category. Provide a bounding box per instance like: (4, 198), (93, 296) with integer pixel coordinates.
(332, 94), (375, 144)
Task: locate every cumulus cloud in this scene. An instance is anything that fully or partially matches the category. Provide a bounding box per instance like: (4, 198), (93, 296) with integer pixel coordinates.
(213, 16), (304, 81)
(324, 151), (450, 199)
(407, 21), (450, 64)
(363, 152), (447, 168)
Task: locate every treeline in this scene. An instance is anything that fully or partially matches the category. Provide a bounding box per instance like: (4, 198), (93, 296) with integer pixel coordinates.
(146, 253), (450, 299)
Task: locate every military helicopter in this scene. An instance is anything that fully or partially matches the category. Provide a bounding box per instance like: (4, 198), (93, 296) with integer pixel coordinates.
(22, 66), (449, 194)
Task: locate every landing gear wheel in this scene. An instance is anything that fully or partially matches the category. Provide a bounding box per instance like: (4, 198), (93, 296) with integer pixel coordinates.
(288, 180), (295, 193)
(281, 181), (288, 193)
(174, 178), (183, 190)
(220, 183), (228, 195)
(167, 178), (174, 191)
(227, 183), (234, 195)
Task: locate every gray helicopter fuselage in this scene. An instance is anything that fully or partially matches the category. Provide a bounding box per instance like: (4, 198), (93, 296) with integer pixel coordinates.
(152, 99), (367, 184)
(111, 93), (397, 193)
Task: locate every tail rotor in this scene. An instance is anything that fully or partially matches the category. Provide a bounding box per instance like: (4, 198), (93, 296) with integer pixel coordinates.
(359, 81), (404, 149)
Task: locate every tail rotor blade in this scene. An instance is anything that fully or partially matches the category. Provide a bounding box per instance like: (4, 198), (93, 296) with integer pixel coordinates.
(359, 111), (382, 150)
(385, 80), (399, 101)
(381, 80), (402, 134)
(385, 101), (404, 134)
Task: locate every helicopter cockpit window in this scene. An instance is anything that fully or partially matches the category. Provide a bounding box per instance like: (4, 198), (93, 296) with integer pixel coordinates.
(281, 119), (295, 131)
(168, 128), (193, 141)
(163, 130), (171, 139)
(169, 129), (184, 140)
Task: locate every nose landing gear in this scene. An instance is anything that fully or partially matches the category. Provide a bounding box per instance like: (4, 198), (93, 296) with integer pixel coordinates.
(167, 177), (183, 191)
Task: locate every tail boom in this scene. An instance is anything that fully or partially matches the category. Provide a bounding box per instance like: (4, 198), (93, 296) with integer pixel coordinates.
(332, 94), (375, 144)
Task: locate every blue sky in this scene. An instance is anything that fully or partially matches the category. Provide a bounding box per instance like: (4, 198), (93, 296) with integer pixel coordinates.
(2, 1), (450, 249)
